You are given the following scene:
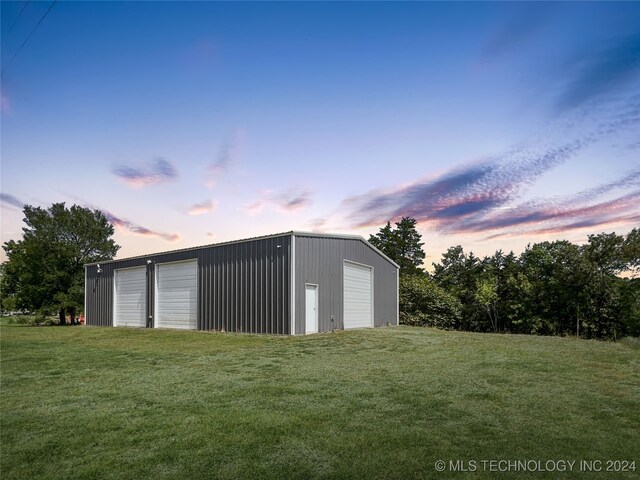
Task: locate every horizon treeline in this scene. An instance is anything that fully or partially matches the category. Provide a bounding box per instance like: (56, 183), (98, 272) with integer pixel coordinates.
(371, 219), (639, 339)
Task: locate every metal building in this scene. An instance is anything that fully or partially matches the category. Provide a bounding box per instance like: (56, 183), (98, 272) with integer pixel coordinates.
(84, 231), (399, 334)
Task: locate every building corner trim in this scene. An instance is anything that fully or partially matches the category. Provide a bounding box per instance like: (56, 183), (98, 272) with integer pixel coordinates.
(84, 266), (87, 325)
(396, 267), (400, 326)
(290, 233), (296, 335)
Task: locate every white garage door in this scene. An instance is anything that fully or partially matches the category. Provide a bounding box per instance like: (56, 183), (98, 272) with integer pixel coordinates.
(155, 260), (197, 329)
(343, 261), (373, 329)
(114, 267), (146, 327)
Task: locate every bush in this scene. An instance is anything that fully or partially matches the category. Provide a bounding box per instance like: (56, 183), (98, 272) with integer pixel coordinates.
(13, 314), (57, 326)
(399, 274), (462, 329)
(619, 336), (640, 348)
(14, 315), (38, 325)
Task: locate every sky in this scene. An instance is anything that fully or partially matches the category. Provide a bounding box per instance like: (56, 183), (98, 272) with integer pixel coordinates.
(1, 1), (639, 267)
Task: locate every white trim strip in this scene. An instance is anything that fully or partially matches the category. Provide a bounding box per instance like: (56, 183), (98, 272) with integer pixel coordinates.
(112, 272), (117, 327)
(291, 234), (296, 335)
(83, 266), (87, 325)
(396, 267), (400, 326)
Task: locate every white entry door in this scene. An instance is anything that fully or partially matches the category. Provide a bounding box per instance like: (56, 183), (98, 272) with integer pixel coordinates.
(343, 261), (373, 329)
(114, 266), (146, 327)
(305, 284), (318, 334)
(155, 260), (197, 329)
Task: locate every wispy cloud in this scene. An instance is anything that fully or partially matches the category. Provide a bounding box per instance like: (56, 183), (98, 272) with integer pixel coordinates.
(112, 157), (179, 187)
(308, 218), (327, 231)
(206, 131), (244, 188)
(244, 200), (266, 216)
(187, 199), (217, 216)
(0, 91), (10, 114)
(484, 190), (640, 240)
(563, 169), (640, 204)
(344, 141), (588, 229)
(480, 7), (640, 116)
(339, 101), (639, 238)
(524, 211), (640, 237)
(103, 210), (181, 242)
(480, 3), (554, 63)
(554, 33), (640, 112)
(245, 188), (312, 216)
(0, 193), (24, 209)
(477, 187), (640, 237)
(54, 193), (182, 243)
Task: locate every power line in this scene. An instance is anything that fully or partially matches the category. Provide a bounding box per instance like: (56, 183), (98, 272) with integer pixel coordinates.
(7, 1), (31, 33)
(1, 0), (57, 77)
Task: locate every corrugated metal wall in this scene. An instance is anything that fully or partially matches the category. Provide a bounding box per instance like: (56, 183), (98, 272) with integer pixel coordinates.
(85, 235), (291, 334)
(85, 257), (153, 327)
(294, 235), (398, 334)
(198, 236), (290, 334)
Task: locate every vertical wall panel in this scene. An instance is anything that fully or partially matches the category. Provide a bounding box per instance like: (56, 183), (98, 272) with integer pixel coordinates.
(294, 236), (398, 334)
(86, 234), (291, 333)
(198, 235), (291, 334)
(86, 259), (147, 327)
(86, 233), (393, 335)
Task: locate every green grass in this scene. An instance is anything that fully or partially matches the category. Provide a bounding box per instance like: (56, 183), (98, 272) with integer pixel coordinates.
(1, 324), (638, 479)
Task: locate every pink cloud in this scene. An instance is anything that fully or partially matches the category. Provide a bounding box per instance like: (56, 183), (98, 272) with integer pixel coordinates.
(187, 199), (217, 216)
(112, 157), (179, 187)
(1, 193), (24, 209)
(244, 199), (267, 216)
(483, 191), (640, 239)
(244, 188), (312, 216)
(102, 210), (181, 242)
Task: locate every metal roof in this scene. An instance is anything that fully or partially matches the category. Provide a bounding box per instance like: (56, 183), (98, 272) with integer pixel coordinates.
(85, 231), (400, 268)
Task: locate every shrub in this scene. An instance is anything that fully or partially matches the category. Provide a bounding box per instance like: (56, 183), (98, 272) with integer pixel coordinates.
(14, 315), (38, 325)
(399, 274), (462, 329)
(13, 314), (58, 326)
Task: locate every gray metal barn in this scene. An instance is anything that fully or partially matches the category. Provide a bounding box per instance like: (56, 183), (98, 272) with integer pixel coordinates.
(84, 232), (399, 334)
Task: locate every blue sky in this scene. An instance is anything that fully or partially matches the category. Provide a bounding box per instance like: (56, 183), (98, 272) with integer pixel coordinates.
(1, 1), (639, 265)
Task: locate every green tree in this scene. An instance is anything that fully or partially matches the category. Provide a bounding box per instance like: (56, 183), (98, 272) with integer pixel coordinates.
(399, 275), (462, 329)
(579, 232), (638, 339)
(2, 203), (119, 324)
(432, 246), (482, 330)
(429, 229), (640, 339)
(483, 250), (522, 333)
(0, 264), (17, 313)
(475, 277), (498, 332)
(619, 277), (640, 336)
(368, 217), (425, 275)
(623, 228), (640, 276)
(368, 222), (398, 262)
(583, 232), (627, 275)
(503, 271), (534, 334)
(520, 240), (590, 336)
(620, 229), (640, 335)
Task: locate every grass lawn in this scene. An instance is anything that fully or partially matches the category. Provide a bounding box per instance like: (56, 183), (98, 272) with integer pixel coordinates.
(1, 322), (638, 479)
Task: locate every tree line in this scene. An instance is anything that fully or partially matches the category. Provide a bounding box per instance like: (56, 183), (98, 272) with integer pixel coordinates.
(370, 218), (640, 340)
(2, 204), (638, 338)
